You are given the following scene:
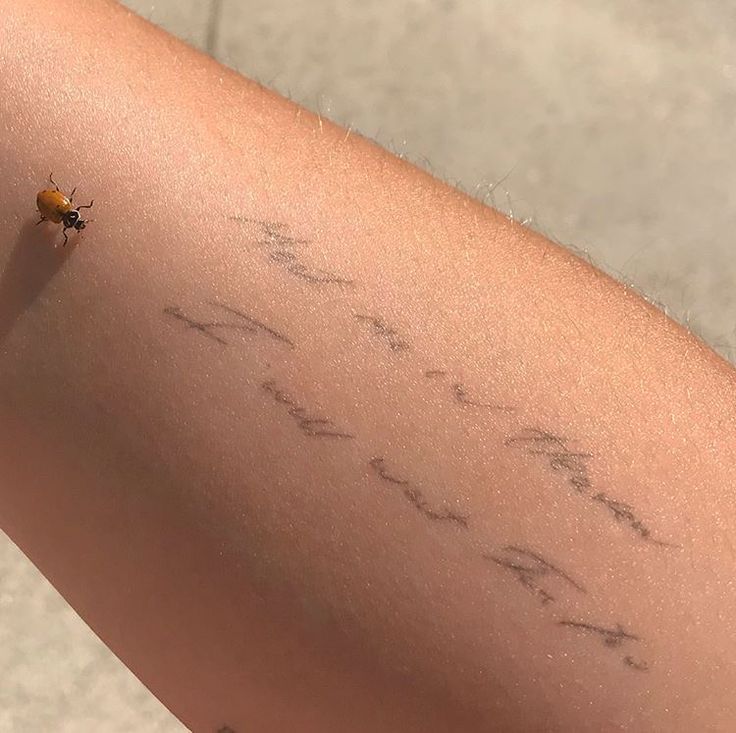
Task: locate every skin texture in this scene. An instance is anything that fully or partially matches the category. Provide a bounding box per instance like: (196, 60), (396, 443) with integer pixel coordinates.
(1, 1), (736, 731)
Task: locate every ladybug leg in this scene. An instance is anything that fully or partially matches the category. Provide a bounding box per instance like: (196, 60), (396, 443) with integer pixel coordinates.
(76, 200), (94, 211)
(35, 216), (47, 225)
(69, 186), (77, 203)
(62, 227), (69, 247)
(49, 173), (60, 191)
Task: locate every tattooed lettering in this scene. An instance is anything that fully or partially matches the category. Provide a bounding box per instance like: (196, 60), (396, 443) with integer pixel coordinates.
(505, 428), (592, 493)
(452, 383), (514, 412)
(623, 656), (649, 672)
(424, 370), (514, 412)
(369, 457), (469, 528)
(163, 306), (228, 345)
(354, 314), (411, 352)
(368, 456), (409, 485)
(230, 217), (354, 286)
(558, 620), (648, 671)
(506, 428), (678, 547)
(559, 620), (639, 647)
(262, 380), (355, 439)
(208, 301), (295, 347)
(592, 493), (680, 548)
(483, 546), (585, 605)
(164, 302), (294, 349)
(231, 217), (308, 247)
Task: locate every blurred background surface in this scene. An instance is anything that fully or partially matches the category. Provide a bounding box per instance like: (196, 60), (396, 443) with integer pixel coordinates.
(2, 0), (734, 729)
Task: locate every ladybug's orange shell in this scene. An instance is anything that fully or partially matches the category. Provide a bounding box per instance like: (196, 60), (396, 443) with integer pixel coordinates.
(37, 189), (72, 223)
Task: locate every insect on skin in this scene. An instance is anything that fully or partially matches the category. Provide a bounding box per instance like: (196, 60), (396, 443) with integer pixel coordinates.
(36, 173), (94, 246)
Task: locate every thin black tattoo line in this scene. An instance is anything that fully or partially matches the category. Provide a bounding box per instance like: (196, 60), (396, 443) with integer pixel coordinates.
(505, 429), (593, 462)
(406, 488), (469, 526)
(207, 300), (295, 348)
(508, 546), (586, 592)
(558, 620), (640, 647)
(228, 216), (271, 223)
(509, 428), (679, 546)
(279, 258), (355, 286)
(623, 656), (649, 672)
(483, 546), (586, 605)
(163, 306), (228, 345)
(262, 380), (355, 439)
(452, 383), (515, 412)
(354, 314), (411, 352)
(369, 457), (469, 528)
(559, 621), (650, 672)
(508, 428), (678, 546)
(505, 428), (593, 493)
(494, 546), (586, 591)
(229, 216), (306, 244)
(164, 303), (295, 351)
(504, 428), (572, 449)
(230, 217), (355, 286)
(506, 567), (554, 604)
(592, 492), (681, 548)
(368, 457), (409, 485)
(424, 371), (515, 411)
(485, 556), (554, 604)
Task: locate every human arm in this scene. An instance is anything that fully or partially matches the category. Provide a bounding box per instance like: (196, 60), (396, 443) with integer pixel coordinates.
(1, 1), (736, 731)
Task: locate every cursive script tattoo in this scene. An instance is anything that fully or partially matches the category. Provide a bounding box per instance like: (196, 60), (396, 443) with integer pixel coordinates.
(207, 300), (295, 347)
(452, 382), (514, 412)
(230, 217), (354, 286)
(164, 302), (294, 349)
(592, 493), (680, 548)
(623, 656), (649, 672)
(484, 546), (586, 605)
(163, 306), (228, 345)
(369, 457), (469, 528)
(505, 428), (592, 493)
(368, 456), (409, 486)
(558, 620), (639, 647)
(354, 314), (411, 352)
(262, 380), (355, 439)
(424, 370), (515, 412)
(506, 428), (678, 547)
(425, 369), (447, 378)
(558, 619), (648, 671)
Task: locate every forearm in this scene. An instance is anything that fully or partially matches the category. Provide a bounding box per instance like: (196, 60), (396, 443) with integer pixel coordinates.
(2, 1), (735, 731)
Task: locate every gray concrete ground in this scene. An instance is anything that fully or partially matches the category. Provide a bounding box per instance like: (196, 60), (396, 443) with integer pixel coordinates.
(2, 0), (735, 730)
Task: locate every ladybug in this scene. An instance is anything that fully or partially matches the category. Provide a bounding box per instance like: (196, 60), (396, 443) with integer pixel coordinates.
(36, 173), (94, 246)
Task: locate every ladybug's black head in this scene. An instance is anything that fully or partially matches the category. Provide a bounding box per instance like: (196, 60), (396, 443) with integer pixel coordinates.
(62, 209), (87, 231)
(62, 210), (80, 228)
